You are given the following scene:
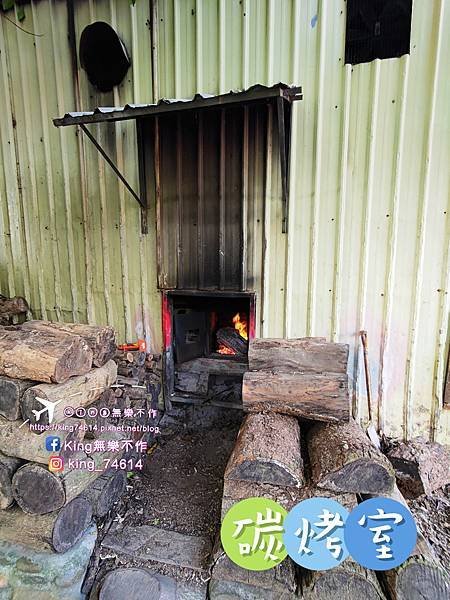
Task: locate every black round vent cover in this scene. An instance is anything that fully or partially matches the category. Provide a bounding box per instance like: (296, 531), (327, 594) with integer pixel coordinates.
(79, 21), (130, 92)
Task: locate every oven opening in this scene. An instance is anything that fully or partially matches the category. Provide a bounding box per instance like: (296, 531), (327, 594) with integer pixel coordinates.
(163, 291), (255, 407)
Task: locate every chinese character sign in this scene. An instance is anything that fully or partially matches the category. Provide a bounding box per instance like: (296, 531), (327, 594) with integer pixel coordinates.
(344, 498), (417, 570)
(283, 498), (350, 570)
(222, 496), (418, 572)
(220, 498), (287, 571)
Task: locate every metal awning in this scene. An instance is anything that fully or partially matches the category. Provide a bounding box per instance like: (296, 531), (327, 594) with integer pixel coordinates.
(53, 83), (302, 127)
(53, 83), (302, 233)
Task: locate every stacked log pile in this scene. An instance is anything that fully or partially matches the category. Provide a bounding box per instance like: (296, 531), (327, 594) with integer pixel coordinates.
(0, 320), (137, 556)
(211, 337), (448, 600)
(362, 486), (449, 600)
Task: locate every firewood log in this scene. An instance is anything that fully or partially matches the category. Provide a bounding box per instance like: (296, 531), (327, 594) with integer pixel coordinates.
(0, 376), (34, 420)
(0, 452), (24, 509)
(81, 469), (126, 517)
(363, 486), (449, 600)
(12, 432), (125, 514)
(20, 360), (117, 427)
(216, 327), (248, 354)
(0, 498), (93, 553)
(210, 545), (296, 600)
(0, 325), (93, 383)
(386, 437), (450, 498)
(242, 371), (350, 422)
(302, 558), (386, 600)
(224, 413), (304, 488)
(307, 418), (395, 494)
(248, 338), (348, 374)
(0, 417), (85, 464)
(22, 321), (116, 367)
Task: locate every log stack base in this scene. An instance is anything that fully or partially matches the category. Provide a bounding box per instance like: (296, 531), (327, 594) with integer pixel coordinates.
(220, 337), (448, 600)
(307, 418), (395, 494)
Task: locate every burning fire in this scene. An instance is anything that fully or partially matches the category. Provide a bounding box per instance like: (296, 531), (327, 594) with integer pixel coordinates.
(232, 312), (248, 340)
(217, 312), (248, 355)
(217, 345), (235, 355)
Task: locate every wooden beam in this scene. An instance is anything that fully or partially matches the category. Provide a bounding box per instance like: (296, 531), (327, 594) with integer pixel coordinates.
(248, 337), (348, 373)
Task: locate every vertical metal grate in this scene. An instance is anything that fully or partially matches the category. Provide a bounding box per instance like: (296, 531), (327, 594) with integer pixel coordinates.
(148, 104), (270, 291)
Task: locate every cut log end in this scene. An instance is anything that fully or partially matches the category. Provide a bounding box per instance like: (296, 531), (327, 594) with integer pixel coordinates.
(0, 453), (24, 509)
(318, 458), (395, 495)
(0, 377), (34, 420)
(12, 463), (65, 515)
(307, 419), (395, 494)
(53, 342), (92, 383)
(303, 565), (385, 600)
(52, 496), (93, 553)
(387, 557), (449, 600)
(224, 413), (305, 488)
(230, 461), (300, 488)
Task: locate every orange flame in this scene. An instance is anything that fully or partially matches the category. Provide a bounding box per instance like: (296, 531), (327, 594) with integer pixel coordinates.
(232, 312), (248, 340)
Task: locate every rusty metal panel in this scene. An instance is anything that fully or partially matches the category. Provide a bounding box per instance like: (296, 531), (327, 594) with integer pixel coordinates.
(0, 0), (161, 351)
(155, 104), (267, 291)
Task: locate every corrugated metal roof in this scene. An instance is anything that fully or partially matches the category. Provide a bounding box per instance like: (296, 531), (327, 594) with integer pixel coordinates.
(53, 83), (302, 126)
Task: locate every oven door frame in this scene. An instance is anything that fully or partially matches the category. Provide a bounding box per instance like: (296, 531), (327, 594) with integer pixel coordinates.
(161, 290), (256, 409)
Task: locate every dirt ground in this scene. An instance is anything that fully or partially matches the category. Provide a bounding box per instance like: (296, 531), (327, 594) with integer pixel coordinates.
(122, 413), (241, 538)
(90, 406), (242, 595)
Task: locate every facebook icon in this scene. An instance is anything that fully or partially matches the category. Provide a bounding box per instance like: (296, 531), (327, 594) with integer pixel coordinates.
(45, 436), (61, 452)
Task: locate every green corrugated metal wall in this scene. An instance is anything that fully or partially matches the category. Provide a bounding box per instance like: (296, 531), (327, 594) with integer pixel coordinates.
(0, 0), (449, 443)
(0, 0), (160, 350)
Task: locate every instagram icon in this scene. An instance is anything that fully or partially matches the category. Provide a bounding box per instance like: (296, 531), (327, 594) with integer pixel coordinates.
(48, 456), (64, 473)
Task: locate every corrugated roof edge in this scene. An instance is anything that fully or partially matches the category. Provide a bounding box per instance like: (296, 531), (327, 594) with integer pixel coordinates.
(53, 83), (302, 127)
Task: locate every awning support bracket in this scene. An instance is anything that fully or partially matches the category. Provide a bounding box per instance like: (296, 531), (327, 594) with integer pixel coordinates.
(79, 124), (148, 234)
